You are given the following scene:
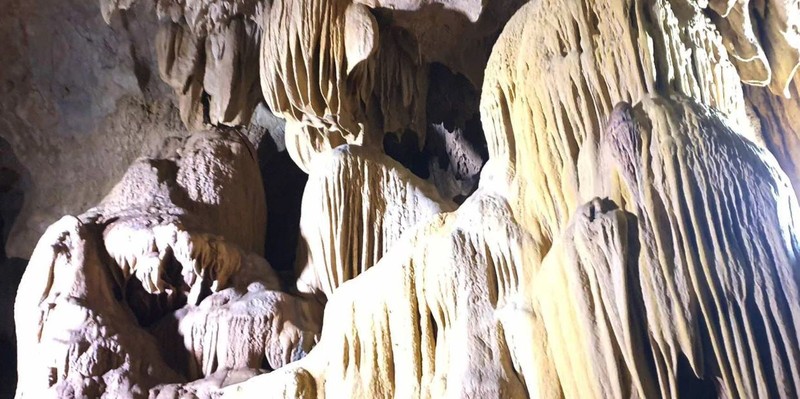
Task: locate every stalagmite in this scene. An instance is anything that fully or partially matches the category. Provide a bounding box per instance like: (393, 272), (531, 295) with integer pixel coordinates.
(536, 199), (654, 399)
(227, 0), (800, 394)
(226, 191), (546, 398)
(228, 94), (800, 398)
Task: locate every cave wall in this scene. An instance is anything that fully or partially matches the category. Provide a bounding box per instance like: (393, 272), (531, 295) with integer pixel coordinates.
(0, 0), (187, 260)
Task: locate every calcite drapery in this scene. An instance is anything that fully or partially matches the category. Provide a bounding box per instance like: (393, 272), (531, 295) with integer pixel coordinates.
(227, 0), (800, 396)
(591, 97), (800, 398)
(156, 18), (262, 129)
(479, 0), (761, 243)
(295, 145), (456, 298)
(259, 0), (428, 172)
(10, 0), (800, 395)
(228, 94), (800, 398)
(746, 78), (800, 198)
(227, 191), (545, 398)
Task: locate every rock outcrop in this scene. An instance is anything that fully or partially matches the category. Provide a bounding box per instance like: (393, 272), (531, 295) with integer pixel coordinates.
(228, 93), (800, 398)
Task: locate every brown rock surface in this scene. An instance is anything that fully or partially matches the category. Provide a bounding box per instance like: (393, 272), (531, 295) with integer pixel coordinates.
(746, 77), (800, 197)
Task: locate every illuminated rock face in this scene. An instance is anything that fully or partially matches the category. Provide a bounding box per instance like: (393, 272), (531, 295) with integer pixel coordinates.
(295, 145), (456, 298)
(14, 131), (321, 398)
(7, 0), (800, 397)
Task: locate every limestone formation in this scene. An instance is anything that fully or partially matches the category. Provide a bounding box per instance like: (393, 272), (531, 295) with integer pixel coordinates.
(356, 0), (527, 85)
(8, 0), (800, 396)
(226, 191), (544, 398)
(586, 97), (800, 398)
(479, 0), (767, 244)
(705, 0), (800, 95)
(156, 18), (262, 129)
(14, 131), (320, 398)
(420, 63), (488, 202)
(746, 78), (800, 197)
(97, 0), (515, 175)
(226, 0), (800, 396)
(228, 94), (800, 398)
(295, 145), (456, 298)
(259, 0), (427, 172)
(15, 215), (186, 398)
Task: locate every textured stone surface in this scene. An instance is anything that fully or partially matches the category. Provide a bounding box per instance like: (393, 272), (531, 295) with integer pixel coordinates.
(366, 0), (527, 85)
(382, 63), (489, 203)
(585, 97), (800, 398)
(14, 131), (320, 398)
(226, 190), (543, 398)
(228, 95), (800, 398)
(295, 145), (456, 298)
(479, 0), (762, 243)
(156, 17), (262, 129)
(8, 0), (800, 396)
(16, 216), (187, 398)
(227, 0), (800, 396)
(746, 77), (800, 197)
